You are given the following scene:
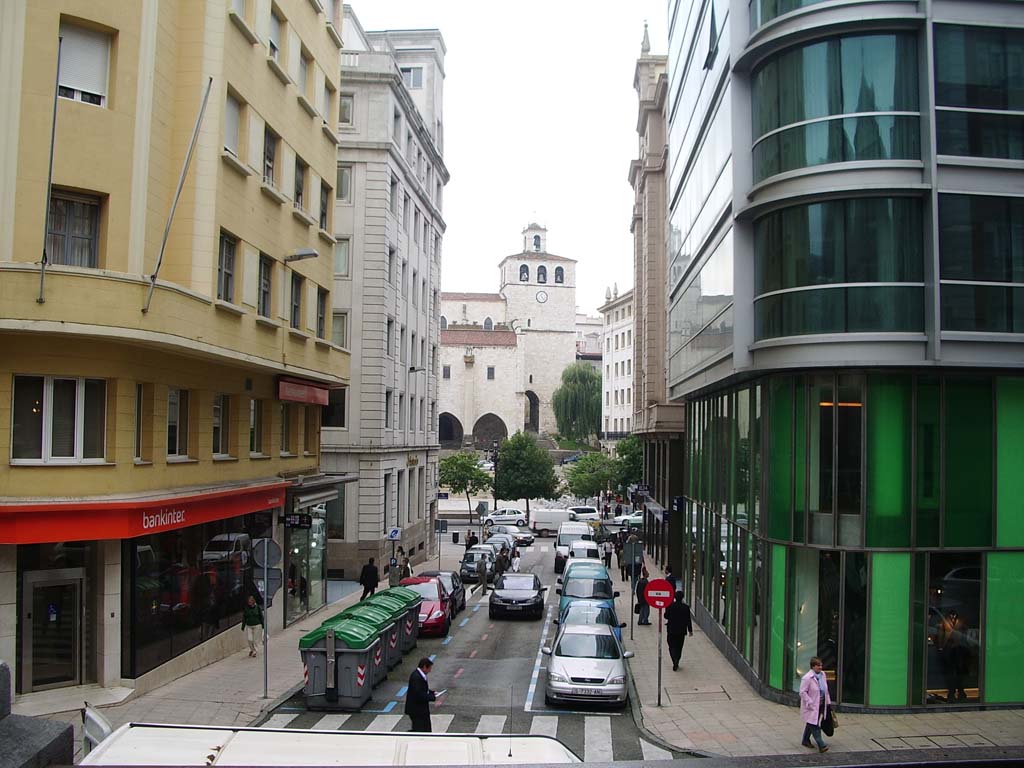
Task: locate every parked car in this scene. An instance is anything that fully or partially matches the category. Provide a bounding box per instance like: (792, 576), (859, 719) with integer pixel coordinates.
(567, 506), (600, 522)
(542, 623), (633, 707)
(418, 569), (467, 613)
(486, 533), (517, 556)
(460, 548), (495, 583)
(481, 507), (528, 527)
(531, 507), (572, 537)
(554, 522), (595, 573)
(557, 598), (626, 642)
(559, 453), (582, 465)
(610, 512), (643, 528)
(487, 524), (534, 547)
(477, 460), (494, 472)
(399, 576), (454, 637)
(489, 573), (547, 619)
(556, 564), (617, 615)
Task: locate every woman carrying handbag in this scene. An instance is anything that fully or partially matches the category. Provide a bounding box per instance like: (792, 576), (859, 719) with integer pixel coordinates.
(798, 657), (832, 752)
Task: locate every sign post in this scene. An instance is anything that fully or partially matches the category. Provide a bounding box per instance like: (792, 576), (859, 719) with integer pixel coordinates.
(644, 578), (673, 707)
(253, 538), (282, 700)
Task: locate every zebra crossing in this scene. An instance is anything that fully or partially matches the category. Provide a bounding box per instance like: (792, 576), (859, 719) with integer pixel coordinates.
(258, 710), (677, 761)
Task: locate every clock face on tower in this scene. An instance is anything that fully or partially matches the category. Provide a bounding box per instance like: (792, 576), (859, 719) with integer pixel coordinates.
(536, 290), (548, 304)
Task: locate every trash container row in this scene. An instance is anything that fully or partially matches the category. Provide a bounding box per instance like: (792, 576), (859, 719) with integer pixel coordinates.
(299, 586), (422, 711)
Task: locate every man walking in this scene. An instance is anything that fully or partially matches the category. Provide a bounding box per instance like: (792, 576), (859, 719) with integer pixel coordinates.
(240, 595), (264, 657)
(601, 539), (613, 568)
(358, 557), (380, 601)
(476, 554), (489, 594)
(665, 590), (694, 670)
(405, 657), (439, 732)
(635, 569), (651, 625)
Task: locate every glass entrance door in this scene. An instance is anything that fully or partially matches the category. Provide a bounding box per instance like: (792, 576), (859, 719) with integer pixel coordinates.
(22, 570), (83, 692)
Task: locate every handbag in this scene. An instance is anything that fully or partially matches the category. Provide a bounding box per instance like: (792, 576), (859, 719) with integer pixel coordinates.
(821, 705), (836, 737)
(634, 602), (641, 615)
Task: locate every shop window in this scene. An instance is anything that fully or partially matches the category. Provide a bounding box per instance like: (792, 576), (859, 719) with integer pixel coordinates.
(926, 552), (982, 704)
(11, 375), (106, 463)
(212, 393), (233, 457)
(788, 548), (841, 700)
(249, 398), (265, 455)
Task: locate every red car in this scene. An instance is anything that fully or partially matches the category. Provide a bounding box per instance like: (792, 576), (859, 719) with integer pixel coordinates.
(400, 576), (453, 637)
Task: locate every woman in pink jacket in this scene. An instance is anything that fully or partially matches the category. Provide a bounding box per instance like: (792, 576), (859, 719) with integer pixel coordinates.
(799, 657), (831, 752)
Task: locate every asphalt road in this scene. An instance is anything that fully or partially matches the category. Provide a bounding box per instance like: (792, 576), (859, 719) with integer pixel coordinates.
(259, 536), (687, 762)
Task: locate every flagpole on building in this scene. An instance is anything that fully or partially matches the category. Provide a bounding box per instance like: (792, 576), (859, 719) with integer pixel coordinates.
(38, 37), (63, 304)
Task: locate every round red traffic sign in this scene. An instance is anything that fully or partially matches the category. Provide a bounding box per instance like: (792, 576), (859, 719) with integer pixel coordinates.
(644, 578), (674, 609)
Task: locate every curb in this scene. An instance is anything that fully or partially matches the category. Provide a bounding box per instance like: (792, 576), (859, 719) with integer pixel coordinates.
(251, 681), (306, 726)
(625, 658), (716, 759)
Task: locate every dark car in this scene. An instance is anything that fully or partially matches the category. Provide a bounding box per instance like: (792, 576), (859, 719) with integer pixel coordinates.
(560, 452), (582, 465)
(418, 569), (467, 613)
(459, 548), (495, 583)
(489, 573), (547, 620)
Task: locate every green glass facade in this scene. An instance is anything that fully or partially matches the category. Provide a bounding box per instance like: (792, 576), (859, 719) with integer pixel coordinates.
(683, 373), (1024, 707)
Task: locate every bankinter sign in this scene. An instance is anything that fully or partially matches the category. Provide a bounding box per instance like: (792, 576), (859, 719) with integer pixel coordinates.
(142, 508), (186, 530)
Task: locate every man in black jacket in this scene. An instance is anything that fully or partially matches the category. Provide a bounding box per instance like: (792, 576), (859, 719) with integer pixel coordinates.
(405, 657), (438, 732)
(665, 590), (694, 671)
(358, 558), (379, 601)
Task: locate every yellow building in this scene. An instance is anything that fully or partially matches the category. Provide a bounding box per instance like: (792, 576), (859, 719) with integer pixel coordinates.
(0, 0), (348, 700)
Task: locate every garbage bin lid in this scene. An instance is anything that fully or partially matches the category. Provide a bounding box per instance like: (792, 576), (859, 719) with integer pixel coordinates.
(363, 593), (406, 620)
(337, 603), (394, 630)
(299, 618), (378, 650)
(381, 586), (423, 608)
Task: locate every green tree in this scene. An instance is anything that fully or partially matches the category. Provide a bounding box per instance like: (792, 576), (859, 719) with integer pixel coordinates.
(493, 432), (559, 517)
(438, 451), (492, 529)
(551, 363), (602, 443)
(564, 451), (616, 499)
(613, 434), (643, 492)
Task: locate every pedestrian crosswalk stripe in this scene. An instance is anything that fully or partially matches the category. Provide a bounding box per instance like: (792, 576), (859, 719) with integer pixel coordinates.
(528, 716), (558, 738)
(475, 715), (506, 734)
(260, 714), (300, 729)
(640, 740), (674, 760)
(368, 714), (404, 732)
(584, 716), (614, 763)
(432, 714), (455, 733)
(311, 714), (350, 730)
(538, 545), (550, 553)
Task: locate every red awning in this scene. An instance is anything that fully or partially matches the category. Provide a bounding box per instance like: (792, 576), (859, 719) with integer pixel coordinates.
(278, 377), (330, 405)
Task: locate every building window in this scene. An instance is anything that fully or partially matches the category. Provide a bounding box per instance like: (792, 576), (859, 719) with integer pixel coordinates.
(532, 235), (541, 251)
(167, 388), (190, 458)
(258, 254), (273, 317)
(390, 177), (399, 214)
(249, 399), (264, 454)
(268, 10), (282, 60)
(400, 326), (407, 363)
(554, 266), (564, 283)
(412, 269), (419, 305)
(224, 92), (242, 156)
(403, 196), (411, 229)
(297, 49), (311, 95)
(316, 288), (328, 338)
(324, 388), (346, 428)
(487, 366), (495, 380)
(484, 317), (493, 331)
(703, 3), (718, 70)
(385, 390), (393, 429)
(263, 125), (278, 185)
(519, 264), (529, 282)
(46, 192), (100, 268)
(319, 181), (331, 230)
(134, 383), (147, 461)
(442, 365), (451, 379)
(11, 375), (106, 462)
(325, 482), (345, 539)
(212, 394), (231, 456)
(393, 110), (402, 146)
(290, 273), (303, 329)
(398, 393), (405, 429)
(387, 318), (395, 356)
(304, 406), (318, 454)
(294, 157), (306, 210)
(440, 315), (447, 330)
(411, 332), (418, 366)
(537, 265), (547, 283)
(57, 23), (109, 106)
(337, 164), (352, 203)
(339, 94), (354, 125)
(217, 231), (237, 301)
(280, 403), (293, 454)
(401, 66), (423, 89)
(331, 312), (348, 347)
(751, 33), (919, 182)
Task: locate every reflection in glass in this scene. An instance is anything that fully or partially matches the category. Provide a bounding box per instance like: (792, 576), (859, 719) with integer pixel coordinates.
(789, 548), (840, 701)
(927, 553), (981, 704)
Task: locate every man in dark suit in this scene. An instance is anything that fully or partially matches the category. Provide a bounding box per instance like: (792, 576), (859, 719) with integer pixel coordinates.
(665, 590), (694, 671)
(405, 657), (437, 732)
(358, 558), (380, 601)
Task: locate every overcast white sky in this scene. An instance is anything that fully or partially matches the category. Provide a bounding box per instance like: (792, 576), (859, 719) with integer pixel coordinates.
(351, 1), (668, 315)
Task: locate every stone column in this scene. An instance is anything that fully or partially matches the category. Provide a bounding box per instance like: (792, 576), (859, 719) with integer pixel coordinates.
(0, 546), (16, 702)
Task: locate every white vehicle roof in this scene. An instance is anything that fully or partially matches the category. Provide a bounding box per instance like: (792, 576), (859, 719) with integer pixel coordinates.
(80, 723), (581, 766)
(557, 522), (592, 533)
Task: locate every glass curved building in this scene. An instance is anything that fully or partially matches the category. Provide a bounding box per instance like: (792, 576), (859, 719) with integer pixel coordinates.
(664, 0), (1023, 709)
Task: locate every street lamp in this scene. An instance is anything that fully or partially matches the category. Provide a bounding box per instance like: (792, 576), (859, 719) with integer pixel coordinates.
(284, 247), (319, 263)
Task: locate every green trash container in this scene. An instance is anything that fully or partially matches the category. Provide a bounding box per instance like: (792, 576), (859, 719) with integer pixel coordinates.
(339, 604), (401, 671)
(299, 619), (379, 710)
(374, 588), (422, 654)
(334, 615), (388, 687)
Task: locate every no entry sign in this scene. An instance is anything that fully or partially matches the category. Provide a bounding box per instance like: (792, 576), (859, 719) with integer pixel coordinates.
(644, 578), (674, 610)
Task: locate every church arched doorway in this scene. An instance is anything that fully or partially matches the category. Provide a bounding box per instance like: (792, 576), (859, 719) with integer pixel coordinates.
(472, 413), (508, 449)
(524, 390), (540, 433)
(438, 413), (464, 448)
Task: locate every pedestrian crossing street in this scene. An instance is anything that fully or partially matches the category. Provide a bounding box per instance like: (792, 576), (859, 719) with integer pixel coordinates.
(258, 710), (677, 762)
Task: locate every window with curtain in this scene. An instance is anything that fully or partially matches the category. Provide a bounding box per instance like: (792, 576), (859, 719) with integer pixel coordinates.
(224, 92), (241, 156)
(11, 376), (106, 462)
(57, 22), (110, 106)
(47, 192), (100, 268)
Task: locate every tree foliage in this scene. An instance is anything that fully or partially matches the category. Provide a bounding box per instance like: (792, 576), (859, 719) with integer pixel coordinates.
(614, 435), (643, 491)
(564, 452), (616, 499)
(493, 432), (559, 515)
(438, 451), (492, 527)
(551, 363), (602, 443)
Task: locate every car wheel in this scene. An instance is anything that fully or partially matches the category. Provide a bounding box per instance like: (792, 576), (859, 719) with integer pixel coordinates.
(539, 528), (550, 538)
(544, 693), (554, 706)
(489, 608), (496, 619)
(516, 519), (526, 527)
(444, 616), (451, 636)
(461, 595), (467, 612)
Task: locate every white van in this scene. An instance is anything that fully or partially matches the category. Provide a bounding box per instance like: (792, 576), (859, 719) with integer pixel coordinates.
(567, 540), (600, 560)
(554, 522), (594, 573)
(531, 507), (572, 537)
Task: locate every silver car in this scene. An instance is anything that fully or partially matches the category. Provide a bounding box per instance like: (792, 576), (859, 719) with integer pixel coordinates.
(542, 623), (633, 708)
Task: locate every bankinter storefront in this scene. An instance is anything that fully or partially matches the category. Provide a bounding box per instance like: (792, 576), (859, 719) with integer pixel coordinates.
(6, 483), (285, 693)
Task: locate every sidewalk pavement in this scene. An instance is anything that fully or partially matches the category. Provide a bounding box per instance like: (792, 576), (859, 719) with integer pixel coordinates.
(613, 561), (1024, 758)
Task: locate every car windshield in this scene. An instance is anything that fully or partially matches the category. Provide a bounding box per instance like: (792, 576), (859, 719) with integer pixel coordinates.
(556, 633), (620, 659)
(463, 552), (488, 563)
(405, 582), (440, 599)
(565, 606), (616, 625)
(564, 578), (613, 599)
(435, 574), (453, 591)
(498, 575), (536, 590)
(558, 533), (590, 547)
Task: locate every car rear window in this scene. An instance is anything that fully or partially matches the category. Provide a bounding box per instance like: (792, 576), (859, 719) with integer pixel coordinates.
(556, 633), (620, 659)
(563, 578), (614, 599)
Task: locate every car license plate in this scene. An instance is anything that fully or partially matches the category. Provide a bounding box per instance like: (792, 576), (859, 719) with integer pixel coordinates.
(571, 687), (602, 696)
(506, 605), (522, 611)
